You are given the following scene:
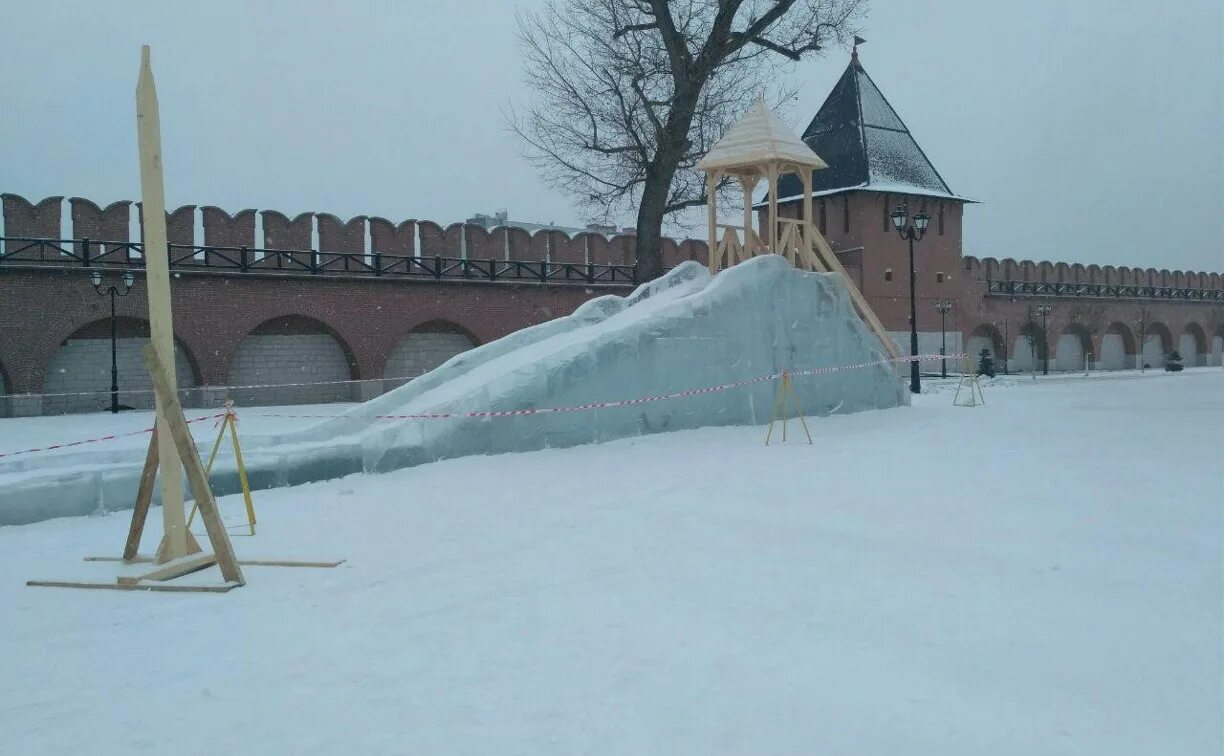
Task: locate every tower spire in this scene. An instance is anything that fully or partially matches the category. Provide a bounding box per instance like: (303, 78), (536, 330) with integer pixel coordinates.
(851, 35), (865, 66)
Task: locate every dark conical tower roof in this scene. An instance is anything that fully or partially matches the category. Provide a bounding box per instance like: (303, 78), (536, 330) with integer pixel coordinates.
(773, 51), (969, 203)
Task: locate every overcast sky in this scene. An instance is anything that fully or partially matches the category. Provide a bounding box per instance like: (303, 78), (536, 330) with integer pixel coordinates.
(3, 0), (1221, 271)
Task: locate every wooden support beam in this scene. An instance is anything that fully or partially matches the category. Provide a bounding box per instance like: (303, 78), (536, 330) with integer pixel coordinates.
(236, 559), (346, 568)
(706, 171), (719, 273)
(86, 556), (346, 568)
(738, 175), (759, 258)
(136, 45), (188, 561)
(27, 580), (239, 594)
(767, 162), (778, 251)
(122, 429), (159, 562)
(117, 552), (217, 585)
(801, 167), (814, 257)
(145, 344), (245, 586)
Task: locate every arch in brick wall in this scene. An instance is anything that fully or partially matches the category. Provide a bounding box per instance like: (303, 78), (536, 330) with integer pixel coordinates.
(40, 317), (199, 414)
(967, 323), (1004, 363)
(1012, 321), (1046, 372)
(228, 314), (357, 406)
(1179, 322), (1208, 365)
(1101, 322), (1135, 370)
(1054, 322), (1091, 371)
(383, 320), (480, 385)
(1140, 321), (1172, 368)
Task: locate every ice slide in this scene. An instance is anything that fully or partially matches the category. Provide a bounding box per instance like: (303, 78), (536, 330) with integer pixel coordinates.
(0, 256), (907, 525)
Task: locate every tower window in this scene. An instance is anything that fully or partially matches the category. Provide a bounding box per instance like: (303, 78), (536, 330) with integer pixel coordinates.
(819, 200), (826, 233)
(938, 203), (945, 235)
(936, 272), (945, 283)
(882, 194), (890, 232)
(842, 196), (850, 233)
(884, 268), (893, 282)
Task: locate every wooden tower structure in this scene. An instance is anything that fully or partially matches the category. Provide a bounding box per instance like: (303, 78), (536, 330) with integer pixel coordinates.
(698, 99), (901, 360)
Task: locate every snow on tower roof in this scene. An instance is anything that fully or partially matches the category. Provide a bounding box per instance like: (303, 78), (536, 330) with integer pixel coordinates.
(698, 99), (828, 173)
(768, 51), (974, 204)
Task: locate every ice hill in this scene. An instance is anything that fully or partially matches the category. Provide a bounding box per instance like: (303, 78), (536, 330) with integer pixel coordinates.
(0, 256), (907, 525)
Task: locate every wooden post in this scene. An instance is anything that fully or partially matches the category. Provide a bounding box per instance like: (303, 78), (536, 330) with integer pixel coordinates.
(739, 174), (758, 257)
(137, 45), (188, 562)
(801, 166), (814, 258)
(145, 344), (244, 586)
(766, 162), (779, 251)
(707, 171), (719, 273)
(122, 428), (159, 562)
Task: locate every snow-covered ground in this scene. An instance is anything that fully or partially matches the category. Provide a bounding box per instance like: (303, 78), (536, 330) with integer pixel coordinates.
(2, 370), (1220, 755)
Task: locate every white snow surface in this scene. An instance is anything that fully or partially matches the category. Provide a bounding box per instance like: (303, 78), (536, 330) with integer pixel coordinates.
(3, 370), (1220, 755)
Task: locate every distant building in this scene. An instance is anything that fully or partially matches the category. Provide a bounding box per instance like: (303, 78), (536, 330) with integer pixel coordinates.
(760, 49), (1222, 373)
(466, 210), (622, 237)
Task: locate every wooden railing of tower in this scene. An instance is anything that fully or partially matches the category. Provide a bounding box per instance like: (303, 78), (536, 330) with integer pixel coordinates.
(712, 223), (765, 270)
(763, 215), (901, 361)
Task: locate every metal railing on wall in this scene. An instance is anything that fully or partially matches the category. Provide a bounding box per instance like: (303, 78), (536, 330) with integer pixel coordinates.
(0, 236), (639, 286)
(986, 278), (1223, 302)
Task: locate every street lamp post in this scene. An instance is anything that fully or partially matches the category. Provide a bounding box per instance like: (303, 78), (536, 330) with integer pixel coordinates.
(890, 204), (930, 394)
(1002, 319), (1010, 375)
(933, 299), (953, 378)
(1136, 311), (1147, 374)
(1033, 304), (1053, 375)
(90, 270), (135, 414)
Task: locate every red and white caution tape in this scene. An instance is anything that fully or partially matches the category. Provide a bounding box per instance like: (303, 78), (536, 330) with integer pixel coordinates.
(254, 353), (966, 422)
(0, 412), (227, 460)
(0, 376), (401, 402)
(0, 353), (966, 459)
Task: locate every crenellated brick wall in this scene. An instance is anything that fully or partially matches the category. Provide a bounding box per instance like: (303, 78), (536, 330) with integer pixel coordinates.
(0, 191), (1220, 415)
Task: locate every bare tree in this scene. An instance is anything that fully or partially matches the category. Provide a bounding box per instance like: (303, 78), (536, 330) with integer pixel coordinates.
(510, 0), (865, 281)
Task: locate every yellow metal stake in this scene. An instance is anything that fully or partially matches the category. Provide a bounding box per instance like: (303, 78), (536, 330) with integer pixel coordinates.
(953, 355), (986, 407)
(765, 371), (813, 446)
(781, 372), (789, 442)
(228, 410), (256, 535)
(187, 402), (257, 535)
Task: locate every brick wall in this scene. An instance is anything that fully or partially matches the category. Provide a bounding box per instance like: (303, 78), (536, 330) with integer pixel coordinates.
(384, 330), (477, 382)
(41, 338), (196, 414)
(228, 333), (353, 405)
(0, 268), (609, 416)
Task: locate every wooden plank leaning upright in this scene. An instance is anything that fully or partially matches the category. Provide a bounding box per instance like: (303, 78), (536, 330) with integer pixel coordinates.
(135, 44), (195, 564)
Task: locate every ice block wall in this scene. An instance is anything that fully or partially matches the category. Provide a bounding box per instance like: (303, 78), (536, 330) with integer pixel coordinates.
(0, 256), (907, 525)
